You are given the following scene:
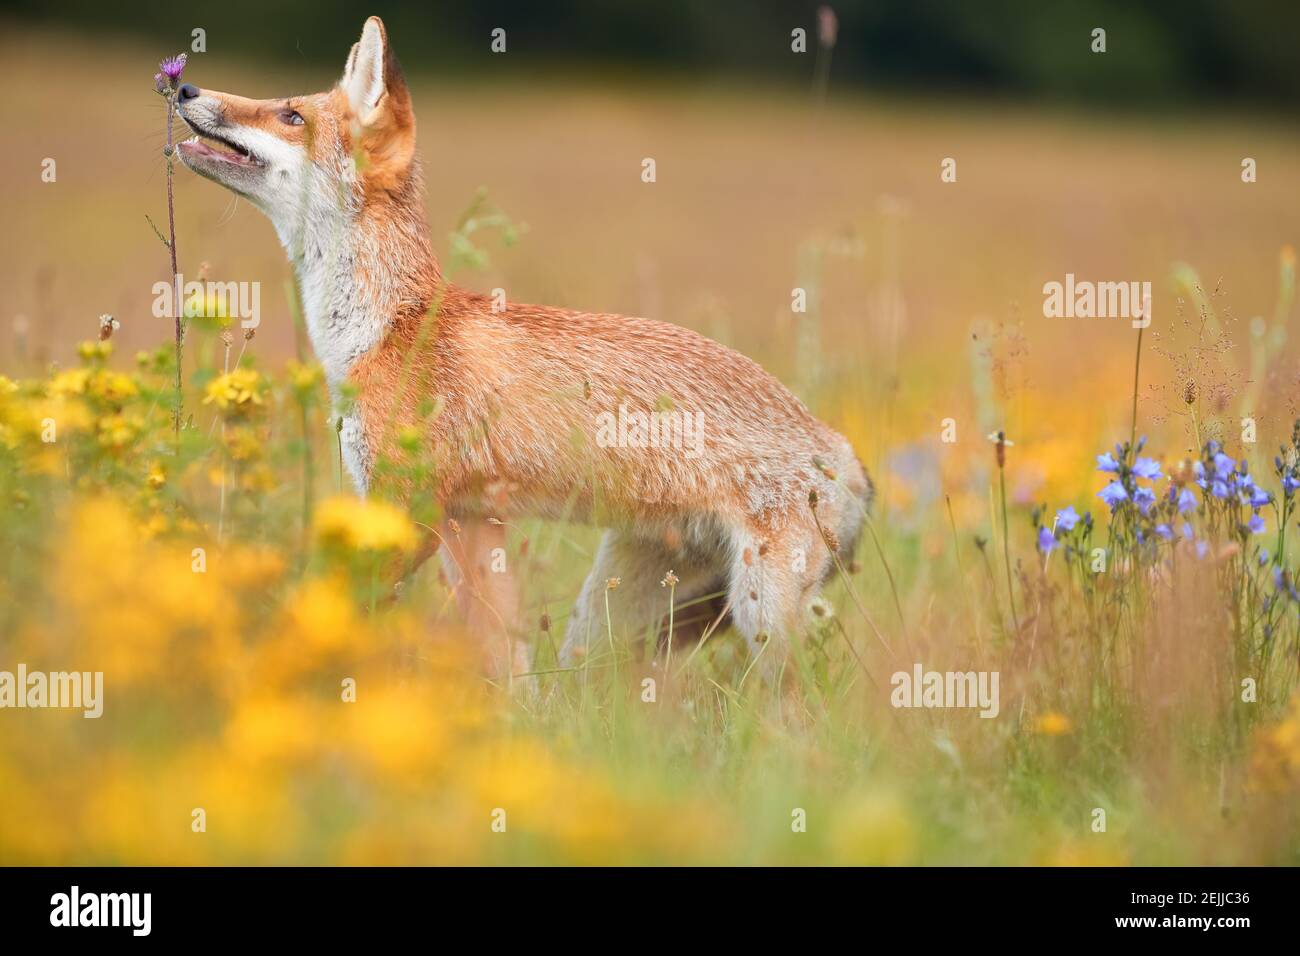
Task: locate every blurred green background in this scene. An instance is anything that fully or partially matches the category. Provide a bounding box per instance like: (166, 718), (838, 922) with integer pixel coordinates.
(10, 0), (1300, 109)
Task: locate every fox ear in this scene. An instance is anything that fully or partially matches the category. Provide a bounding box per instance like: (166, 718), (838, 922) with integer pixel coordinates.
(342, 16), (390, 122)
(341, 16), (416, 188)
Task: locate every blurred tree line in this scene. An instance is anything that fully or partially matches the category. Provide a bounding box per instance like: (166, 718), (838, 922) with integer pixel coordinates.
(11, 0), (1299, 109)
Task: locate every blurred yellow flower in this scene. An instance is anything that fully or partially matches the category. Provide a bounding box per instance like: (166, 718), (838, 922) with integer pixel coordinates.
(49, 367), (137, 404)
(1034, 712), (1073, 736)
(830, 792), (917, 865)
(286, 359), (323, 394)
(1248, 691), (1300, 793)
(48, 368), (91, 397)
(204, 368), (267, 414)
(76, 340), (113, 362)
(95, 413), (141, 450)
(314, 496), (418, 553)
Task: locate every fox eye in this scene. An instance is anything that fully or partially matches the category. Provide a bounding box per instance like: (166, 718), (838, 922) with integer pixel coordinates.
(280, 110), (305, 126)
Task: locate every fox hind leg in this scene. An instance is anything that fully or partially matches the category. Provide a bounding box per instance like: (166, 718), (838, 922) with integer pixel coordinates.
(725, 518), (833, 666)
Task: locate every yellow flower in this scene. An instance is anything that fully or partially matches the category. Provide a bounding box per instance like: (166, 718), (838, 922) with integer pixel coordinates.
(223, 425), (264, 462)
(204, 368), (267, 414)
(96, 414), (140, 450)
(50, 368), (137, 404)
(1034, 712), (1073, 736)
(1247, 692), (1300, 793)
(77, 340), (113, 362)
(830, 792), (917, 865)
(184, 290), (232, 329)
(48, 368), (91, 397)
(286, 359), (323, 394)
(146, 460), (167, 489)
(86, 370), (137, 403)
(314, 496), (418, 553)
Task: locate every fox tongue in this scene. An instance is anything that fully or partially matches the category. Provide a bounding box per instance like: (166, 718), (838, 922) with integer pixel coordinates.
(183, 136), (254, 165)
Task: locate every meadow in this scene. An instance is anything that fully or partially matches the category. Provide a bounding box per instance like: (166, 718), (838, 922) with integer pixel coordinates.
(1, 25), (1299, 864)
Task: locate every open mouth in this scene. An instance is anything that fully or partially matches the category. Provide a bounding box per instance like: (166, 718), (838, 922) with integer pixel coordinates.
(177, 119), (262, 168)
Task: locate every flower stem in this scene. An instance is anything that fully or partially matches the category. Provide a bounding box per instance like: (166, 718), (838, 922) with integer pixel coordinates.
(664, 581), (676, 677)
(164, 92), (182, 442)
(998, 463), (1020, 634)
(1130, 325), (1144, 452)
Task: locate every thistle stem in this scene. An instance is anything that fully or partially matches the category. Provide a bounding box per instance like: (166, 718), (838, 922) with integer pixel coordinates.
(165, 91), (182, 442)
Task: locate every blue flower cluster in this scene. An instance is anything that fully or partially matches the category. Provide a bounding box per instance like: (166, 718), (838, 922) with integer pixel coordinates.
(1036, 436), (1281, 561)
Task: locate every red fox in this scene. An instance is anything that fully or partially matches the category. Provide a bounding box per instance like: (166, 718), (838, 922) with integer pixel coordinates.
(177, 16), (872, 680)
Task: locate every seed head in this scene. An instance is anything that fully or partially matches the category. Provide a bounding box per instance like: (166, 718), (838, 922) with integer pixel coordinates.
(821, 526), (841, 553)
(987, 430), (1013, 468)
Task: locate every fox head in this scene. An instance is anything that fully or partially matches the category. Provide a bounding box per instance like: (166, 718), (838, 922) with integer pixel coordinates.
(176, 16), (416, 250)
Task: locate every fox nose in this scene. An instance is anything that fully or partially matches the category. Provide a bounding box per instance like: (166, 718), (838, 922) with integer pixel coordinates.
(178, 83), (200, 102)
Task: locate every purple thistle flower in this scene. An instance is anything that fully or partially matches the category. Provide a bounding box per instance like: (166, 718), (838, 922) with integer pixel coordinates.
(1096, 452), (1121, 473)
(1098, 481), (1128, 510)
(1133, 486), (1156, 515)
(159, 53), (187, 82)
(1155, 523), (1174, 541)
(1132, 457), (1162, 481)
(1285, 474), (1300, 496)
(1248, 513), (1267, 535)
(1054, 505), (1080, 532)
(1249, 486), (1272, 508)
(1193, 461), (1207, 489)
(1036, 526), (1057, 554)
(1211, 478), (1231, 500)
(1176, 487), (1197, 513)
